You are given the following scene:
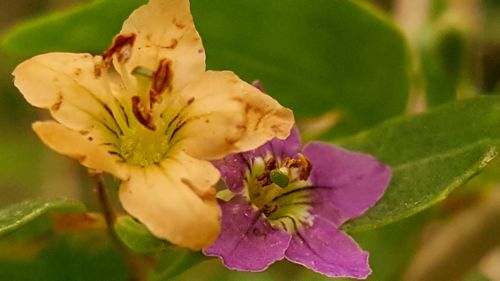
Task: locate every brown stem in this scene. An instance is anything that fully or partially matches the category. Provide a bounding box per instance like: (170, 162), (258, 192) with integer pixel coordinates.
(90, 172), (149, 281)
(91, 173), (116, 227)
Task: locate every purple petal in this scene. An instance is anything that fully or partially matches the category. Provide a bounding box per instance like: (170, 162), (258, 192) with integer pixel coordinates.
(203, 196), (291, 271)
(212, 154), (249, 193)
(251, 80), (264, 91)
(303, 142), (391, 220)
(243, 127), (302, 162)
(212, 128), (302, 193)
(309, 196), (346, 227)
(285, 216), (371, 279)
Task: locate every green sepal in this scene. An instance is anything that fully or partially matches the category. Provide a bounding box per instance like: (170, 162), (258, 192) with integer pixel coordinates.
(114, 216), (169, 255)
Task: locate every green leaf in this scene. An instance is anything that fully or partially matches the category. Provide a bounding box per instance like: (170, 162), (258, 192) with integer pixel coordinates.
(0, 129), (45, 200)
(421, 19), (467, 107)
(192, 0), (410, 136)
(114, 216), (168, 254)
(0, 198), (85, 237)
(340, 96), (500, 231)
(2, 0), (410, 136)
(1, 0), (146, 55)
(0, 232), (128, 281)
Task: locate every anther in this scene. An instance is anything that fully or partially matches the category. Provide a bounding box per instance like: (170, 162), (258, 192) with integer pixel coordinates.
(95, 34), (136, 77)
(131, 96), (156, 130)
(150, 59), (173, 107)
(284, 153), (312, 181)
(102, 34), (137, 66)
(262, 203), (279, 216)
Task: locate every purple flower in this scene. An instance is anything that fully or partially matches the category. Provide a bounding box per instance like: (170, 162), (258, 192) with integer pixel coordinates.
(203, 128), (391, 279)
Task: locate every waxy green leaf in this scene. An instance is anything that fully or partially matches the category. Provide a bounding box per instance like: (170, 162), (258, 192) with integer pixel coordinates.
(2, 0), (410, 137)
(0, 198), (85, 237)
(192, 0), (410, 136)
(340, 96), (500, 231)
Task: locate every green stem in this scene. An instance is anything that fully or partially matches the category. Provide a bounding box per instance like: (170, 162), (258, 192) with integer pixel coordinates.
(90, 172), (150, 281)
(152, 249), (205, 281)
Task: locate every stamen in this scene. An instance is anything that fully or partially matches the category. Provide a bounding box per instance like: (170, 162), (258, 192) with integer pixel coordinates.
(132, 66), (154, 78)
(102, 34), (137, 67)
(262, 202), (279, 216)
(131, 96), (156, 130)
(256, 172), (272, 187)
(132, 66), (154, 109)
(150, 59), (173, 107)
(284, 153), (312, 180)
(255, 157), (277, 187)
(265, 158), (277, 171)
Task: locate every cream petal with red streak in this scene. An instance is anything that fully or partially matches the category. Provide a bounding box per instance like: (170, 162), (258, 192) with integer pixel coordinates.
(117, 0), (206, 93)
(168, 71), (294, 160)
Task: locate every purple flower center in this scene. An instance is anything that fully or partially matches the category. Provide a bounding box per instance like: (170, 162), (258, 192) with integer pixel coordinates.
(244, 153), (314, 233)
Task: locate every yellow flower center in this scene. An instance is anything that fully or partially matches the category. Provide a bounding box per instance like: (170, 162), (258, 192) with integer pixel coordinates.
(96, 51), (185, 167)
(119, 124), (171, 166)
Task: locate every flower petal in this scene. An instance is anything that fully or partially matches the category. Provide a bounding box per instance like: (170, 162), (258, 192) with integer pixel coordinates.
(119, 151), (220, 249)
(172, 70), (294, 160)
(13, 52), (127, 145)
(242, 126), (302, 162)
(285, 216), (371, 279)
(303, 142), (391, 220)
(203, 196), (291, 271)
(32, 121), (125, 178)
(212, 127), (301, 193)
(211, 154), (249, 193)
(118, 0), (205, 92)
(309, 197), (346, 227)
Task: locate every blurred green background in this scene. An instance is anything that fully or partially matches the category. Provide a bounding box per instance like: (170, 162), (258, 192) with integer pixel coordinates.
(0, 0), (499, 280)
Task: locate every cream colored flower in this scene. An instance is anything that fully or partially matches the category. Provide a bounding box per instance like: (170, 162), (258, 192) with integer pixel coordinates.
(13, 0), (294, 249)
